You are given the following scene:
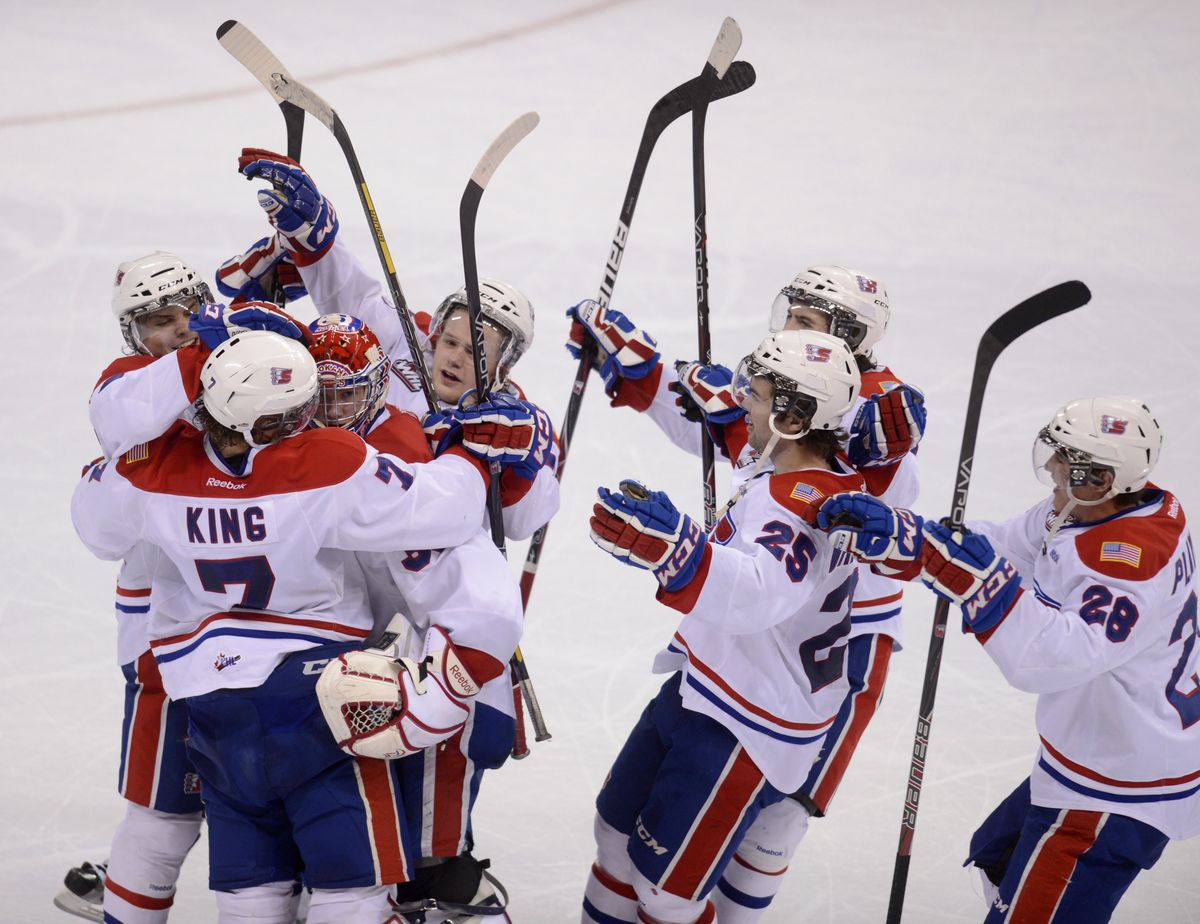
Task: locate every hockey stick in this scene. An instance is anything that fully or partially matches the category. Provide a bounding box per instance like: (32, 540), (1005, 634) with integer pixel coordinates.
(266, 71), (439, 413)
(216, 21), (305, 308)
(517, 53), (757, 611)
(884, 280), (1092, 924)
(457, 113), (552, 750)
(692, 17), (742, 532)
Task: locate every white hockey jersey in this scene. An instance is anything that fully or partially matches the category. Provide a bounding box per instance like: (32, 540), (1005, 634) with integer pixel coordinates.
(296, 238), (559, 539)
(652, 461), (866, 792)
(969, 489), (1200, 839)
(610, 360), (919, 645)
(71, 423), (489, 700)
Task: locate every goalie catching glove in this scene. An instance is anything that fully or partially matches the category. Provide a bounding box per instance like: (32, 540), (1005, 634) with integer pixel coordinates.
(316, 625), (482, 760)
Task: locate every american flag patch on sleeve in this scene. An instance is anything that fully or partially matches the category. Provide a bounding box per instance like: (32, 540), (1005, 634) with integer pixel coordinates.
(1099, 541), (1142, 567)
(790, 483), (826, 504)
(123, 443), (149, 463)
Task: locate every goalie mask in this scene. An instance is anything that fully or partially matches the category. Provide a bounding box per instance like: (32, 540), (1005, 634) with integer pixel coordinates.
(429, 278), (534, 382)
(306, 314), (390, 435)
(1033, 395), (1162, 504)
(201, 330), (320, 448)
(733, 330), (861, 439)
(768, 265), (890, 357)
(111, 251), (213, 354)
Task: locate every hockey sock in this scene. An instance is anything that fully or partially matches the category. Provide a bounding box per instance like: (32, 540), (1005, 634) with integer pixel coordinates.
(711, 798), (810, 924)
(104, 804), (202, 924)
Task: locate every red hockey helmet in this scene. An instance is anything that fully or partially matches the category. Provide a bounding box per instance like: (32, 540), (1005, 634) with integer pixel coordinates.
(306, 314), (390, 435)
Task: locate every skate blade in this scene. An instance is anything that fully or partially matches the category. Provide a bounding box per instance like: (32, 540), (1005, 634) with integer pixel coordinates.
(53, 891), (104, 922)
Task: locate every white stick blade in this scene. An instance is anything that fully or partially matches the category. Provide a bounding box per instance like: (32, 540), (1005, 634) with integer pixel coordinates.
(707, 17), (742, 79)
(271, 74), (338, 133)
(470, 112), (540, 189)
(217, 21), (294, 103)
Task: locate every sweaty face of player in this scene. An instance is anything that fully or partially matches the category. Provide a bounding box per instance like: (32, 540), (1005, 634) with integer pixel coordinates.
(136, 302), (199, 357)
(431, 309), (507, 405)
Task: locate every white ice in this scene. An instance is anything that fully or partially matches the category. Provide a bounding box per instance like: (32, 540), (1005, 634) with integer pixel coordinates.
(2, 1), (1198, 921)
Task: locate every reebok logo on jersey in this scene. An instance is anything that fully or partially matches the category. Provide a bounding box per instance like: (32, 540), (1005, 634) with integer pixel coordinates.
(206, 477), (247, 490)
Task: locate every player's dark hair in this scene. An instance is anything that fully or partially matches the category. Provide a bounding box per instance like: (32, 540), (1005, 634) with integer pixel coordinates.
(800, 427), (847, 468)
(194, 403), (250, 459)
(854, 354), (874, 374)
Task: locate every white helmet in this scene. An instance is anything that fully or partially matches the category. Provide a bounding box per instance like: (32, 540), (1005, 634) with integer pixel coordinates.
(768, 265), (890, 357)
(733, 330), (861, 439)
(1033, 396), (1162, 502)
(111, 251), (213, 354)
(201, 331), (320, 448)
(429, 278), (534, 378)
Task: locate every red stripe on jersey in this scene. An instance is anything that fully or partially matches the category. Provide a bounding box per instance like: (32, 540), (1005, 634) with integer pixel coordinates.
(662, 747), (764, 900)
(430, 727), (469, 857)
(852, 590), (903, 609)
(150, 610), (370, 649)
(1008, 810), (1103, 923)
(591, 862), (638, 900)
(122, 651), (167, 807)
(116, 585), (152, 598)
(669, 632), (836, 731)
(1040, 736), (1200, 787)
(356, 759), (409, 884)
(105, 875), (175, 910)
(809, 635), (893, 813)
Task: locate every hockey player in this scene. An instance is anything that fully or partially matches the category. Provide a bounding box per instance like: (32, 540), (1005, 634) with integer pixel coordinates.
(56, 252), (222, 924)
(304, 314), (535, 921)
(817, 396), (1199, 924)
(71, 330), (502, 924)
(567, 266), (926, 919)
(233, 147), (559, 540)
(581, 329), (865, 924)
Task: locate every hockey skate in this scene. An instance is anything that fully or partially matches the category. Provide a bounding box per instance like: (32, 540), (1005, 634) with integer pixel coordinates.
(53, 860), (107, 922)
(387, 854), (510, 923)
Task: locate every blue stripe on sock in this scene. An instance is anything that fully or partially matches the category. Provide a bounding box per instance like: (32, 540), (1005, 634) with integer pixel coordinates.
(717, 875), (774, 909)
(583, 896), (636, 924)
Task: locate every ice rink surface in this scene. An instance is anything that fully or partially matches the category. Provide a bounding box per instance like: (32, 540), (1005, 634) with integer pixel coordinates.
(2, 1), (1198, 920)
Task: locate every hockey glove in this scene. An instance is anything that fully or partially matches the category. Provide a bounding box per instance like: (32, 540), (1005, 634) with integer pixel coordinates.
(187, 301), (310, 350)
(451, 393), (557, 481)
(669, 361), (746, 425)
(565, 300), (660, 390)
(590, 480), (707, 592)
(238, 147), (339, 264)
(215, 234), (308, 306)
(816, 492), (926, 578)
(921, 521), (1021, 634)
(422, 408), (461, 457)
(847, 384), (927, 468)
(316, 625), (481, 760)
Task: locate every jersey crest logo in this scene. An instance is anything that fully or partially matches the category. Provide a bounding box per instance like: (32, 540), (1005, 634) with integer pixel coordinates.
(123, 443), (149, 464)
(183, 772), (202, 795)
(790, 482), (826, 505)
(270, 367), (293, 385)
(1100, 415), (1127, 434)
(1099, 541), (1142, 567)
(391, 360), (424, 393)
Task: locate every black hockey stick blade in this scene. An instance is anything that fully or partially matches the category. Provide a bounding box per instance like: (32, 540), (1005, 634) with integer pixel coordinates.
(884, 278), (1091, 924)
(216, 20), (305, 160)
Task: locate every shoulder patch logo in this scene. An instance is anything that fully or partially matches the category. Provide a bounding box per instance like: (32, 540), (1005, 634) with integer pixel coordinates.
(124, 443), (149, 463)
(790, 483), (826, 505)
(1099, 541), (1142, 567)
